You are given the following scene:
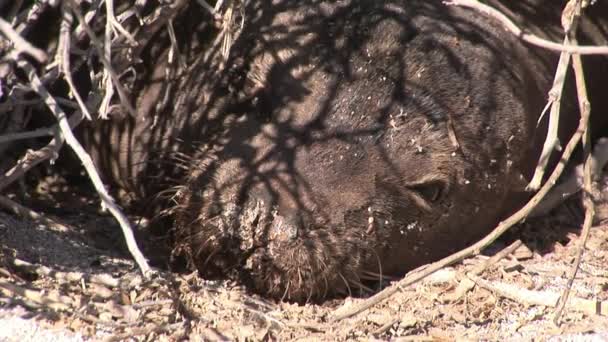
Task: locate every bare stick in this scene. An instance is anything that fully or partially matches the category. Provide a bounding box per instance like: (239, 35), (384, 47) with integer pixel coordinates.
(0, 112), (82, 143)
(443, 240), (523, 303)
(332, 78), (591, 320)
(0, 280), (71, 311)
(17, 60), (151, 276)
(57, 5), (92, 120)
(469, 275), (607, 316)
(14, 1), (47, 35)
(0, 132), (66, 192)
(0, 17), (48, 63)
(0, 95), (88, 191)
(100, 0), (115, 119)
(105, 0), (137, 45)
(443, 0), (608, 55)
(530, 138), (608, 217)
(527, 46), (570, 190)
(10, 258), (120, 288)
(469, 239), (523, 276)
(528, 0), (581, 191)
(553, 32), (595, 325)
(67, 0), (136, 117)
(195, 0), (223, 22)
(0, 195), (71, 232)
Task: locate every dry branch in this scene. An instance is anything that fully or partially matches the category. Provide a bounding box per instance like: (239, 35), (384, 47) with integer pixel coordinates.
(0, 279), (72, 311)
(66, 0), (136, 118)
(57, 5), (92, 120)
(444, 0), (608, 55)
(530, 138), (608, 217)
(469, 275), (607, 316)
(443, 240), (524, 303)
(0, 17), (48, 63)
(10, 258), (120, 288)
(0, 132), (67, 192)
(528, 0), (582, 191)
(553, 28), (595, 325)
(16, 59), (151, 276)
(0, 195), (71, 232)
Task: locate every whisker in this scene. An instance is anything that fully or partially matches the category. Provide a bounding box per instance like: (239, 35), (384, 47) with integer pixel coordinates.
(359, 270), (394, 281)
(322, 270), (329, 300)
(337, 273), (352, 297)
(281, 280), (291, 302)
(371, 248), (384, 290)
(349, 278), (374, 294)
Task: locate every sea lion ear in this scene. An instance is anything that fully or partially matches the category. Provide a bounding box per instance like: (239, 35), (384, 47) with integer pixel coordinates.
(407, 179), (447, 203)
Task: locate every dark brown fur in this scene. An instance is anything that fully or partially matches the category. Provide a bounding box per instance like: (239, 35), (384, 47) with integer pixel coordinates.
(166, 1), (608, 301)
(84, 1), (608, 301)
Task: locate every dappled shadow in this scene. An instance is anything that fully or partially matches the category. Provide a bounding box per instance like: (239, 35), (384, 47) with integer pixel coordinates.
(73, 0), (608, 301)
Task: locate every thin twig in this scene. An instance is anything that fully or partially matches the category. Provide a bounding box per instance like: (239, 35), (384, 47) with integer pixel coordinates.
(0, 92), (92, 192)
(17, 59), (151, 276)
(527, 48), (570, 190)
(0, 17), (48, 63)
(58, 5), (92, 120)
(527, 0), (581, 191)
(0, 279), (72, 311)
(195, 0), (223, 23)
(14, 1), (47, 35)
(67, 0), (136, 117)
(10, 258), (120, 288)
(470, 240), (524, 276)
(469, 275), (607, 316)
(530, 137), (608, 217)
(100, 0), (115, 119)
(104, 0), (137, 45)
(443, 0), (608, 55)
(0, 112), (82, 143)
(443, 240), (523, 303)
(0, 130), (67, 192)
(553, 29), (595, 325)
(0, 195), (71, 232)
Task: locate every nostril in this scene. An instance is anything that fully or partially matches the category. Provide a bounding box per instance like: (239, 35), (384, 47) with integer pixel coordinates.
(270, 210), (308, 242)
(271, 214), (298, 242)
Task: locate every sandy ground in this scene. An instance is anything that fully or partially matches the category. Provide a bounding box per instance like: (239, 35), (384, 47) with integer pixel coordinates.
(1, 176), (608, 341)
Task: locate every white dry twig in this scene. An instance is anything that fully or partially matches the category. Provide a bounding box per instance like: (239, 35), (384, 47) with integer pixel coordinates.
(67, 0), (136, 118)
(530, 138), (608, 217)
(553, 16), (596, 324)
(57, 5), (92, 120)
(469, 275), (607, 316)
(0, 195), (71, 232)
(527, 0), (581, 191)
(0, 17), (48, 63)
(104, 0), (137, 45)
(443, 0), (608, 55)
(16, 59), (151, 277)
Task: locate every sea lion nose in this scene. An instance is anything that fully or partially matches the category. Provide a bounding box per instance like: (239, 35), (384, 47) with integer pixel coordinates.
(270, 213), (298, 242)
(250, 187), (313, 243)
(269, 209), (311, 243)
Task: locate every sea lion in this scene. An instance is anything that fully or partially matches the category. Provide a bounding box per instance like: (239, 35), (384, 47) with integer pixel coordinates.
(168, 0), (608, 301)
(76, 0), (608, 301)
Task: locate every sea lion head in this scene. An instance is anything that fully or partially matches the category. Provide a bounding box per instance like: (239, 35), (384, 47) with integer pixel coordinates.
(173, 0), (536, 301)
